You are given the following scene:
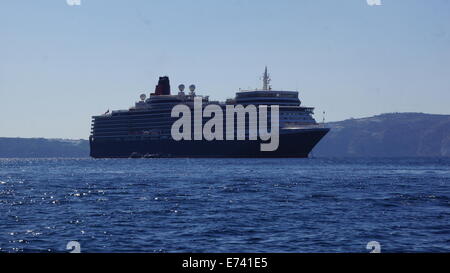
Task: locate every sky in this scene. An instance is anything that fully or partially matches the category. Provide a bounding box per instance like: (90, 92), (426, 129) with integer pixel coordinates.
(1, 0), (449, 139)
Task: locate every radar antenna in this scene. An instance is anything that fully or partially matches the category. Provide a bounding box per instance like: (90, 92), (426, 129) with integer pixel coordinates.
(262, 66), (271, 90)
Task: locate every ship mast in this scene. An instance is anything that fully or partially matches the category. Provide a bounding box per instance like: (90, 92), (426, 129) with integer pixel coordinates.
(262, 66), (271, 90)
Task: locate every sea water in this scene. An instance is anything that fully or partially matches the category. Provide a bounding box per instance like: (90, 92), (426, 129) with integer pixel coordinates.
(0, 158), (448, 252)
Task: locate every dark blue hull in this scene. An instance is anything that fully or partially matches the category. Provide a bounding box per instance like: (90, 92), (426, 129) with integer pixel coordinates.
(90, 128), (329, 158)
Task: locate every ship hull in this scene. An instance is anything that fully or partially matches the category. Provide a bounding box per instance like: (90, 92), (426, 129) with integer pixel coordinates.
(90, 128), (329, 158)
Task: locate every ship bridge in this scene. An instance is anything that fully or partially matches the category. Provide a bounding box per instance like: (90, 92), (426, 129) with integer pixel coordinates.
(235, 90), (300, 106)
(234, 67), (316, 127)
(234, 67), (301, 106)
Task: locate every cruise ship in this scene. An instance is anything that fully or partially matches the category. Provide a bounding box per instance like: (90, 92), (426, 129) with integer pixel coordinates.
(89, 68), (329, 158)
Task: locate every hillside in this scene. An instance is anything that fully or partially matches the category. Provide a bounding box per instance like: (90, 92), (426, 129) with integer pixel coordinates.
(0, 138), (89, 158)
(313, 113), (450, 157)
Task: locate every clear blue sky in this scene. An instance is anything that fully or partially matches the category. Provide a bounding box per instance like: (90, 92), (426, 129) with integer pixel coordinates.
(1, 0), (449, 139)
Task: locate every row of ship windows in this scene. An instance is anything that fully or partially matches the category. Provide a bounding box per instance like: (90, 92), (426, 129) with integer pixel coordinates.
(98, 107), (310, 118)
(236, 93), (297, 98)
(93, 121), (286, 131)
(91, 123), (312, 136)
(92, 131), (281, 140)
(93, 120), (312, 131)
(95, 112), (311, 123)
(94, 115), (311, 125)
(281, 117), (313, 120)
(95, 117), (310, 125)
(92, 127), (280, 135)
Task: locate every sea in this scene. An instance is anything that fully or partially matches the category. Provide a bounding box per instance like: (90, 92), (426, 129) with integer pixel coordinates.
(0, 158), (448, 253)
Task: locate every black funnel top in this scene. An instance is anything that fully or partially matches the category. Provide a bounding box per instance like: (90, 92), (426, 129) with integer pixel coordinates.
(154, 76), (171, 95)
